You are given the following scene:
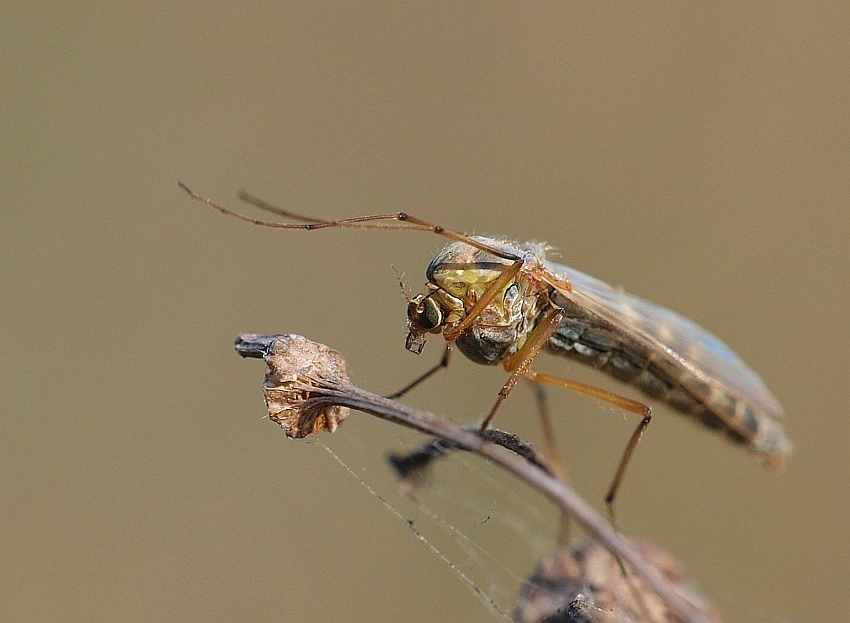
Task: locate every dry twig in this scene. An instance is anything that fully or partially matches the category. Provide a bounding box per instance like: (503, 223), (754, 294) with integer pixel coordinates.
(235, 333), (717, 623)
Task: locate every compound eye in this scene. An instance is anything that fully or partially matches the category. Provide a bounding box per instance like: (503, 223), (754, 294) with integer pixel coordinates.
(416, 297), (443, 330)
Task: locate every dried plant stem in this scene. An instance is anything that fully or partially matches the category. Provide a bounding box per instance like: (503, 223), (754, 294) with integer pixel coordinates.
(310, 386), (711, 623)
(236, 333), (713, 623)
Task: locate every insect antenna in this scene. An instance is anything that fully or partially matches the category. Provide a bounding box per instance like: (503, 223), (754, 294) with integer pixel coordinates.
(392, 265), (412, 304)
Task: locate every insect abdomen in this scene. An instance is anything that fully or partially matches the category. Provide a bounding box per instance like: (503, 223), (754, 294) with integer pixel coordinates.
(546, 316), (790, 466)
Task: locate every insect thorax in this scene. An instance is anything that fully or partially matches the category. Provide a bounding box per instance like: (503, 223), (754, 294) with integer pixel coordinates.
(425, 240), (550, 366)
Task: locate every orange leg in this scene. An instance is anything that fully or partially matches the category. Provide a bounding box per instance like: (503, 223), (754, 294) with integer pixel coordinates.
(180, 183), (528, 262)
(529, 370), (653, 615)
(387, 259), (525, 398)
(479, 307), (566, 431)
(530, 381), (568, 483)
(532, 381), (573, 545)
(525, 370), (652, 531)
(443, 260), (525, 340)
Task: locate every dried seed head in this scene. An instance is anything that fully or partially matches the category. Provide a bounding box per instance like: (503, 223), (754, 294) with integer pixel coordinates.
(235, 333), (350, 438)
(515, 539), (721, 623)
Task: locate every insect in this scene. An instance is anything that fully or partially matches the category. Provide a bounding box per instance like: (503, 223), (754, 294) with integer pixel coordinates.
(180, 182), (792, 521)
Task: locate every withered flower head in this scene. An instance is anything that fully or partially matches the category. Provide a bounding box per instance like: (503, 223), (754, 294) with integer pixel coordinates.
(235, 333), (349, 438)
(516, 539), (721, 623)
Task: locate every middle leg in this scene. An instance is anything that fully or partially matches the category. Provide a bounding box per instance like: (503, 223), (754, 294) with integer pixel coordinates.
(525, 370), (652, 531)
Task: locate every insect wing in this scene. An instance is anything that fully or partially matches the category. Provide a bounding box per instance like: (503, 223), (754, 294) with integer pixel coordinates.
(544, 260), (784, 419)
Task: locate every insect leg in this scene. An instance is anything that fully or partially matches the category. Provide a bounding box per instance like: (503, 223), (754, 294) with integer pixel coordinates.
(528, 370), (654, 618)
(180, 182), (433, 232)
(385, 343), (453, 399)
(237, 190), (326, 223)
(479, 307), (566, 431)
(443, 259), (525, 340)
(531, 381), (573, 545)
(531, 382), (568, 483)
(605, 411), (651, 531)
(525, 370), (652, 530)
(180, 183), (527, 261)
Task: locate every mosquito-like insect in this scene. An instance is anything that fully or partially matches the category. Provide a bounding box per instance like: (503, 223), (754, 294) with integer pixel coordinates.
(180, 182), (792, 523)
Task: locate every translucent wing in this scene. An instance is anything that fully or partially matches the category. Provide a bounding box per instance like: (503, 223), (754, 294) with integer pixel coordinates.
(545, 260), (784, 419)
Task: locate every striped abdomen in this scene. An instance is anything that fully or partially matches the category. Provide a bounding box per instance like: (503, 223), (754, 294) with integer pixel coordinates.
(546, 312), (790, 469)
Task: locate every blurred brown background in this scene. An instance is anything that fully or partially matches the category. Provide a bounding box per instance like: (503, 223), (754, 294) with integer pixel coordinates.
(2, 4), (848, 622)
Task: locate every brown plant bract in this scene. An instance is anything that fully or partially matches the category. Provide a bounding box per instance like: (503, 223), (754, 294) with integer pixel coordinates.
(516, 539), (721, 623)
(235, 333), (349, 437)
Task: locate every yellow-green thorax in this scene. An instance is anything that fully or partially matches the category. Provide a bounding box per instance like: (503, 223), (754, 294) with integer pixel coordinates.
(405, 239), (551, 365)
